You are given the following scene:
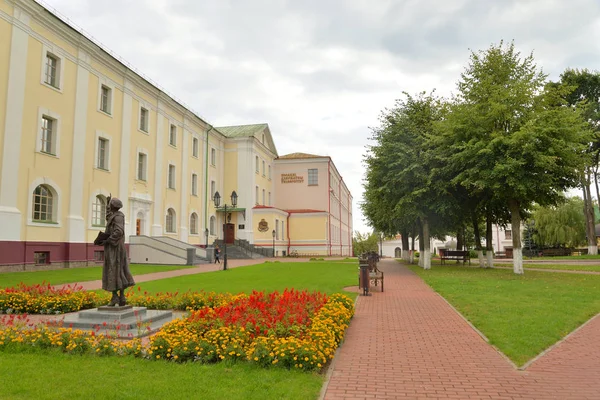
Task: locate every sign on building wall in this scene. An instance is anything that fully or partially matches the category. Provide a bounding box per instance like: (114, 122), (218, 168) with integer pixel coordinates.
(281, 173), (304, 183)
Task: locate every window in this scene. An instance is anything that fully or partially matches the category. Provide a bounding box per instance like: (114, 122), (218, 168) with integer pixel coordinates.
(137, 153), (147, 181)
(262, 160), (265, 176)
(191, 174), (198, 196)
(169, 124), (177, 146)
(190, 213), (198, 234)
(210, 180), (216, 200)
(308, 168), (318, 185)
(40, 116), (55, 155)
(94, 251), (104, 261)
(262, 189), (265, 205)
(192, 138), (199, 158)
(100, 85), (111, 114)
(268, 165), (271, 180)
(140, 107), (149, 132)
(268, 192), (271, 206)
(32, 185), (54, 222)
(255, 186), (259, 205)
(281, 220), (284, 240)
(168, 165), (176, 189)
(97, 138), (109, 170)
(34, 252), (50, 265)
(275, 219), (279, 240)
(209, 215), (216, 235)
(92, 195), (107, 226)
(166, 208), (176, 233)
(211, 148), (216, 166)
(255, 156), (259, 172)
(505, 230), (512, 240)
(262, 133), (265, 144)
(44, 53), (59, 88)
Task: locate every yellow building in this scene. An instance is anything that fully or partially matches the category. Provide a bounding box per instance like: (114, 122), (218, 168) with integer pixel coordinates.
(0, 0), (352, 270)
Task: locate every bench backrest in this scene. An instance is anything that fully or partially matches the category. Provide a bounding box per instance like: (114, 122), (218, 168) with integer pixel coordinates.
(445, 250), (468, 256)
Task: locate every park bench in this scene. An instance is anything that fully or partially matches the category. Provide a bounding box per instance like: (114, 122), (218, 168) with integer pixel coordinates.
(359, 254), (384, 292)
(440, 250), (471, 266)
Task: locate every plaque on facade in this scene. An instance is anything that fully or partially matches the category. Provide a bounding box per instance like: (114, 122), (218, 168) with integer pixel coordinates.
(258, 219), (269, 232)
(281, 173), (304, 183)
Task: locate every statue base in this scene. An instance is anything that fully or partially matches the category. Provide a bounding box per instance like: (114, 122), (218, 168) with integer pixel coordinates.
(60, 307), (173, 339)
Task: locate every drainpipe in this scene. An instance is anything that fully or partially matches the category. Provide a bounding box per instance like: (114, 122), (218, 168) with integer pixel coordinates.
(204, 125), (213, 237)
(339, 177), (342, 256)
(287, 212), (291, 255)
(328, 159), (331, 256)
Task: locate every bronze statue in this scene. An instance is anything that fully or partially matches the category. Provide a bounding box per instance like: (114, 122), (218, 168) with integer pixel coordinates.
(94, 197), (135, 306)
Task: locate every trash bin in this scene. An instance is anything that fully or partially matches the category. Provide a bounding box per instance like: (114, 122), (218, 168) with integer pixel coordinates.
(359, 261), (371, 296)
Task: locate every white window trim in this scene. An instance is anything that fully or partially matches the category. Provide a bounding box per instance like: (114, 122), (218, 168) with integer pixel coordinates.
(97, 78), (114, 117)
(255, 156), (259, 173)
(164, 205), (177, 234)
(40, 45), (64, 93)
(138, 103), (150, 134)
(268, 165), (271, 180)
(94, 130), (112, 171)
(191, 136), (199, 159)
(169, 122), (177, 148)
(191, 172), (198, 196)
(27, 177), (62, 227)
(189, 209), (200, 236)
(36, 107), (61, 158)
(136, 147), (149, 182)
(209, 214), (216, 236)
(88, 189), (111, 230)
(210, 179), (216, 200)
(255, 185), (259, 205)
(210, 147), (216, 166)
(167, 162), (176, 190)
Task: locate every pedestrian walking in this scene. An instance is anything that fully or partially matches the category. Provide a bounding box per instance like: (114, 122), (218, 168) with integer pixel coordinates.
(214, 245), (220, 263)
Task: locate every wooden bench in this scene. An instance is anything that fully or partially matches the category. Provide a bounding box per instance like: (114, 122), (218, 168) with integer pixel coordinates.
(359, 257), (384, 292)
(440, 250), (471, 265)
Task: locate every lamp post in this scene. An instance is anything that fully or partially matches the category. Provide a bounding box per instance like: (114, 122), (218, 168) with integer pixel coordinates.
(213, 190), (238, 271)
(272, 229), (276, 258)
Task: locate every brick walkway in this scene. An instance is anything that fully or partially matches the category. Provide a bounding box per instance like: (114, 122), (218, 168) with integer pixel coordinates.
(323, 259), (600, 400)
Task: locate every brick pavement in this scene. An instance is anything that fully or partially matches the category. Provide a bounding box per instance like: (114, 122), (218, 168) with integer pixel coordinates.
(322, 259), (600, 400)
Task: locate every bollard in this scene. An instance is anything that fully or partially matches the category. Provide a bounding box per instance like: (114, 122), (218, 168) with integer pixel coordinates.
(359, 261), (371, 296)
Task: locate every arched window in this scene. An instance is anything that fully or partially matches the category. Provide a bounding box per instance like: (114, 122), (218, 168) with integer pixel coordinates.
(209, 215), (216, 236)
(32, 185), (54, 222)
(92, 195), (107, 226)
(190, 213), (198, 234)
(166, 208), (176, 233)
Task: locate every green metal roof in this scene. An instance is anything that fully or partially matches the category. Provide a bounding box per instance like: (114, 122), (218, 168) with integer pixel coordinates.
(216, 124), (269, 138)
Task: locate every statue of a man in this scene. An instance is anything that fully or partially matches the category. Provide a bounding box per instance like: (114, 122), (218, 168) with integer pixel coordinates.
(99, 197), (135, 306)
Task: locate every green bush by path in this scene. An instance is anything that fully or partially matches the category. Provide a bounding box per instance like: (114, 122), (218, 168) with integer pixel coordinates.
(136, 261), (358, 297)
(408, 265), (600, 366)
(0, 264), (194, 288)
(0, 349), (323, 400)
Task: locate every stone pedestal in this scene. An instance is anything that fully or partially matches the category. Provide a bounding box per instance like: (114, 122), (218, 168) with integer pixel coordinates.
(61, 306), (173, 339)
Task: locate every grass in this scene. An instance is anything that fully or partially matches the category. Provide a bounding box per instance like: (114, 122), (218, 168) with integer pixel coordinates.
(0, 348), (323, 400)
(135, 261), (358, 298)
(0, 264), (194, 288)
(408, 264), (600, 366)
(495, 263), (600, 272)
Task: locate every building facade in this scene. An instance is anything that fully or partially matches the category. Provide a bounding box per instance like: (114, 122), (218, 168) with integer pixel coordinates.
(0, 0), (352, 271)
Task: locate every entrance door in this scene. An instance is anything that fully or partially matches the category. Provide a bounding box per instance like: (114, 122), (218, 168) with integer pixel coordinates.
(224, 223), (235, 244)
(136, 219), (141, 235)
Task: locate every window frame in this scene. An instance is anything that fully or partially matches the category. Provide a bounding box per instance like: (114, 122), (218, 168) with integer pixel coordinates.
(192, 137), (199, 158)
(308, 168), (318, 186)
(167, 163), (176, 189)
(139, 105), (150, 133)
(209, 215), (216, 236)
(255, 156), (259, 173)
(136, 150), (148, 181)
(36, 108), (61, 157)
(191, 173), (198, 196)
(91, 195), (107, 227)
(210, 148), (216, 166)
(165, 208), (176, 233)
(169, 124), (177, 147)
(190, 212), (198, 235)
(40, 46), (64, 92)
(95, 131), (112, 171)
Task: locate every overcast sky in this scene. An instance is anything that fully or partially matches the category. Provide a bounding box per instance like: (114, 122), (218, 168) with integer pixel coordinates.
(41, 0), (600, 234)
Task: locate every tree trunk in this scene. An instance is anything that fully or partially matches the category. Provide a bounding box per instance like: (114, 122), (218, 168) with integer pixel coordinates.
(472, 213), (485, 268)
(418, 222), (424, 268)
(410, 235), (415, 264)
(423, 217), (431, 270)
(456, 228), (464, 252)
(583, 175), (598, 255)
(594, 169), (600, 209)
(401, 230), (410, 262)
(509, 199), (523, 274)
(486, 216), (494, 268)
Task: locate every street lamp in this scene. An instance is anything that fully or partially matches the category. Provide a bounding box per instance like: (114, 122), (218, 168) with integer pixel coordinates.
(272, 229), (276, 258)
(213, 190), (238, 271)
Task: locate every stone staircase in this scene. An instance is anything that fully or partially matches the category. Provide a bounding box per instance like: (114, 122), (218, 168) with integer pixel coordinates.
(213, 239), (272, 259)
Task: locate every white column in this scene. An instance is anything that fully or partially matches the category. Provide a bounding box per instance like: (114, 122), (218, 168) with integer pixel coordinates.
(179, 123), (190, 242)
(152, 105), (165, 236)
(66, 50), (90, 243)
(119, 79), (133, 240)
(0, 8), (29, 241)
(237, 140), (254, 242)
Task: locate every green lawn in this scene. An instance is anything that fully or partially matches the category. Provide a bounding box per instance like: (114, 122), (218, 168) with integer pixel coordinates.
(0, 349), (323, 400)
(408, 265), (600, 366)
(0, 264), (194, 288)
(136, 261), (358, 298)
(495, 263), (600, 272)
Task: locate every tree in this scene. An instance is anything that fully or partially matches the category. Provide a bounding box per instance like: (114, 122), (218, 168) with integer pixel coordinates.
(448, 41), (592, 274)
(532, 197), (586, 248)
(352, 231), (379, 256)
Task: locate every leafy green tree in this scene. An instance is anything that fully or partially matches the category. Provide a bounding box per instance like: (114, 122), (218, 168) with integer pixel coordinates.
(352, 231), (379, 256)
(447, 41), (592, 274)
(532, 197), (586, 248)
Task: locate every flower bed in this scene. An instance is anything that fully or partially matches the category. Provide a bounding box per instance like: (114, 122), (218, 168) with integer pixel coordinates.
(0, 289), (354, 372)
(0, 283), (107, 314)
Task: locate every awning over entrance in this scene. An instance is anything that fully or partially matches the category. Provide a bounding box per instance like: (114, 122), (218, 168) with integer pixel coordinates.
(216, 207), (246, 219)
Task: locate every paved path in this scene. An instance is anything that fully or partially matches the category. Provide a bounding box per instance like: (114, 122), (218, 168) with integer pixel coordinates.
(323, 259), (600, 400)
